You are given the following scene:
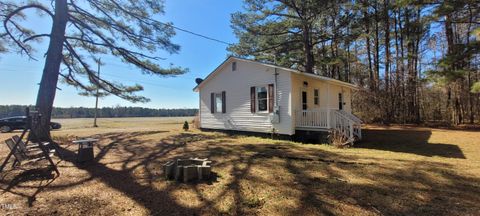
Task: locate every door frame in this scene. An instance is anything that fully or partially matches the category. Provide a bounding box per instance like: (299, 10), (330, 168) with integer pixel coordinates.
(338, 92), (343, 110)
(302, 91), (308, 110)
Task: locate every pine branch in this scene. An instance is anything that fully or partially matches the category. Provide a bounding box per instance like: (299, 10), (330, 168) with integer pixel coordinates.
(2, 3), (53, 59)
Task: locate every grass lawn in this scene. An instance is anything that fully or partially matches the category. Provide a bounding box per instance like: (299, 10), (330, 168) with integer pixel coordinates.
(0, 118), (479, 215)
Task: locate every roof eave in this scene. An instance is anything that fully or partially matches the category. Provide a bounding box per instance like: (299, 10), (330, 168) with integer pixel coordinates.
(235, 57), (359, 89)
(192, 56), (235, 92)
(193, 56), (359, 92)
(290, 70), (359, 90)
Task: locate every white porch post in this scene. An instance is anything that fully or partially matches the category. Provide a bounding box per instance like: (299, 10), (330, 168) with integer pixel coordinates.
(349, 121), (354, 139)
(326, 83), (331, 128)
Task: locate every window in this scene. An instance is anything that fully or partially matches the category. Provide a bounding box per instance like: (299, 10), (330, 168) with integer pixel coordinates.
(250, 84), (273, 113)
(256, 86), (268, 112)
(215, 93), (223, 113)
(232, 62), (237, 71)
(314, 89), (319, 105)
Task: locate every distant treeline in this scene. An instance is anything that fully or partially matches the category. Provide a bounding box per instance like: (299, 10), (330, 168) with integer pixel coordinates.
(0, 105), (198, 118)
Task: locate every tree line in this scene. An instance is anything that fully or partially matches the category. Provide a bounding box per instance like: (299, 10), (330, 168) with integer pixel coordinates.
(230, 0), (479, 125)
(0, 105), (197, 119)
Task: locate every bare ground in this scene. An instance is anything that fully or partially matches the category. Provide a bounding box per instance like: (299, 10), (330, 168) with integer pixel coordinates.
(0, 118), (479, 215)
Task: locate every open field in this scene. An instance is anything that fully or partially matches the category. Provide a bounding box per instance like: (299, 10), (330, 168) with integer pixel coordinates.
(50, 117), (195, 136)
(1, 118), (479, 215)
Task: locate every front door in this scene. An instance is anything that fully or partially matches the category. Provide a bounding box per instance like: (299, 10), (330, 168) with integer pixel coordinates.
(338, 93), (343, 110)
(302, 91), (307, 110)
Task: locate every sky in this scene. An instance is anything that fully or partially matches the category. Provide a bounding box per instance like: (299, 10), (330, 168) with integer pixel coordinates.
(0, 0), (244, 109)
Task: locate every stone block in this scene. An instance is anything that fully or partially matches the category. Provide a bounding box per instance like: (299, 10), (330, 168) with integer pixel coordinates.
(165, 157), (213, 183)
(163, 161), (175, 180)
(175, 165), (183, 181)
(198, 164), (211, 180)
(183, 165), (199, 182)
(176, 159), (189, 166)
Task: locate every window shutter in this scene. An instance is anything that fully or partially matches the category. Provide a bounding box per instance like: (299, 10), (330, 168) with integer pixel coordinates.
(210, 93), (215, 114)
(222, 91), (226, 113)
(250, 87), (256, 113)
(268, 84), (274, 113)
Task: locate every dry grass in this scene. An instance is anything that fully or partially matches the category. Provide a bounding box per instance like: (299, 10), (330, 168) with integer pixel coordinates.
(0, 118), (479, 215)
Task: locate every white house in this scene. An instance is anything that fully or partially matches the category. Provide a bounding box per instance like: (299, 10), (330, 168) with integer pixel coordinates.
(193, 57), (362, 143)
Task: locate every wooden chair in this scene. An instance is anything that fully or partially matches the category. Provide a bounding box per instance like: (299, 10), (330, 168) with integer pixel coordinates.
(4, 138), (54, 168)
(11, 135), (53, 154)
(0, 108), (60, 176)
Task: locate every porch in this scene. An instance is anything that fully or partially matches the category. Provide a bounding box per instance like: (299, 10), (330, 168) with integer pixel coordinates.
(295, 109), (362, 142)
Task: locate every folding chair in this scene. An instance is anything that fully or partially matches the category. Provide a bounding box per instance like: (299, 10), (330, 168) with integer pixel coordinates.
(11, 135), (54, 156)
(15, 134), (63, 160)
(4, 138), (54, 168)
(0, 108), (60, 176)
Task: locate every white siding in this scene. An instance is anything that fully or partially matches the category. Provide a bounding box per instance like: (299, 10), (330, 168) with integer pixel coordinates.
(290, 73), (354, 131)
(199, 59), (293, 135)
(290, 73), (353, 127)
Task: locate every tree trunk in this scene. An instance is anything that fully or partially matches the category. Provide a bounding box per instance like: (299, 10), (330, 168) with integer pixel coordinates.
(302, 23), (314, 74)
(346, 39), (351, 82)
(363, 2), (374, 92)
(384, 0), (391, 123)
(373, 0), (380, 92)
(321, 41), (327, 75)
(393, 8), (401, 121)
(384, 0), (390, 93)
(405, 8), (417, 123)
(413, 8), (421, 123)
(32, 0), (68, 141)
(444, 13), (456, 125)
(330, 39), (337, 78)
(466, 7), (475, 124)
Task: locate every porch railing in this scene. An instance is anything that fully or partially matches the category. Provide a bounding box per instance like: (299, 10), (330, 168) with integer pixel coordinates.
(295, 109), (329, 128)
(295, 108), (362, 142)
(330, 109), (362, 141)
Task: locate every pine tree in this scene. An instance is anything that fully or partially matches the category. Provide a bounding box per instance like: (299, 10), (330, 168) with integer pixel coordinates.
(229, 0), (332, 74)
(230, 0), (480, 124)
(1, 0), (187, 141)
(183, 121), (189, 131)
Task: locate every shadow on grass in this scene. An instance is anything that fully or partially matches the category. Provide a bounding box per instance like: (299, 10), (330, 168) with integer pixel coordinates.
(0, 167), (56, 207)
(53, 131), (225, 215)
(357, 129), (466, 159)
(1, 130), (479, 215)
(187, 139), (480, 215)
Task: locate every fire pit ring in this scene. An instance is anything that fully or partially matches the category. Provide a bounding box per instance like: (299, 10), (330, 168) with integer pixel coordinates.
(163, 158), (212, 182)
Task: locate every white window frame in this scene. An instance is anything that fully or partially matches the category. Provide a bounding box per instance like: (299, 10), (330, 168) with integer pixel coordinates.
(314, 89), (319, 105)
(256, 85), (269, 113)
(214, 93), (223, 113)
(232, 61), (237, 71)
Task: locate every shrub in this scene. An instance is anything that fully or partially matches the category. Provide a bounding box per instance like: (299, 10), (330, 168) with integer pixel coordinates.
(183, 121), (189, 131)
(328, 129), (352, 148)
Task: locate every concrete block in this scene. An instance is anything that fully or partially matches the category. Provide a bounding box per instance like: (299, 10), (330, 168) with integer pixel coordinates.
(202, 161), (212, 167)
(183, 165), (198, 182)
(198, 164), (211, 180)
(166, 158), (213, 182)
(163, 161), (175, 180)
(189, 158), (207, 165)
(176, 159), (189, 166)
(175, 165), (183, 181)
